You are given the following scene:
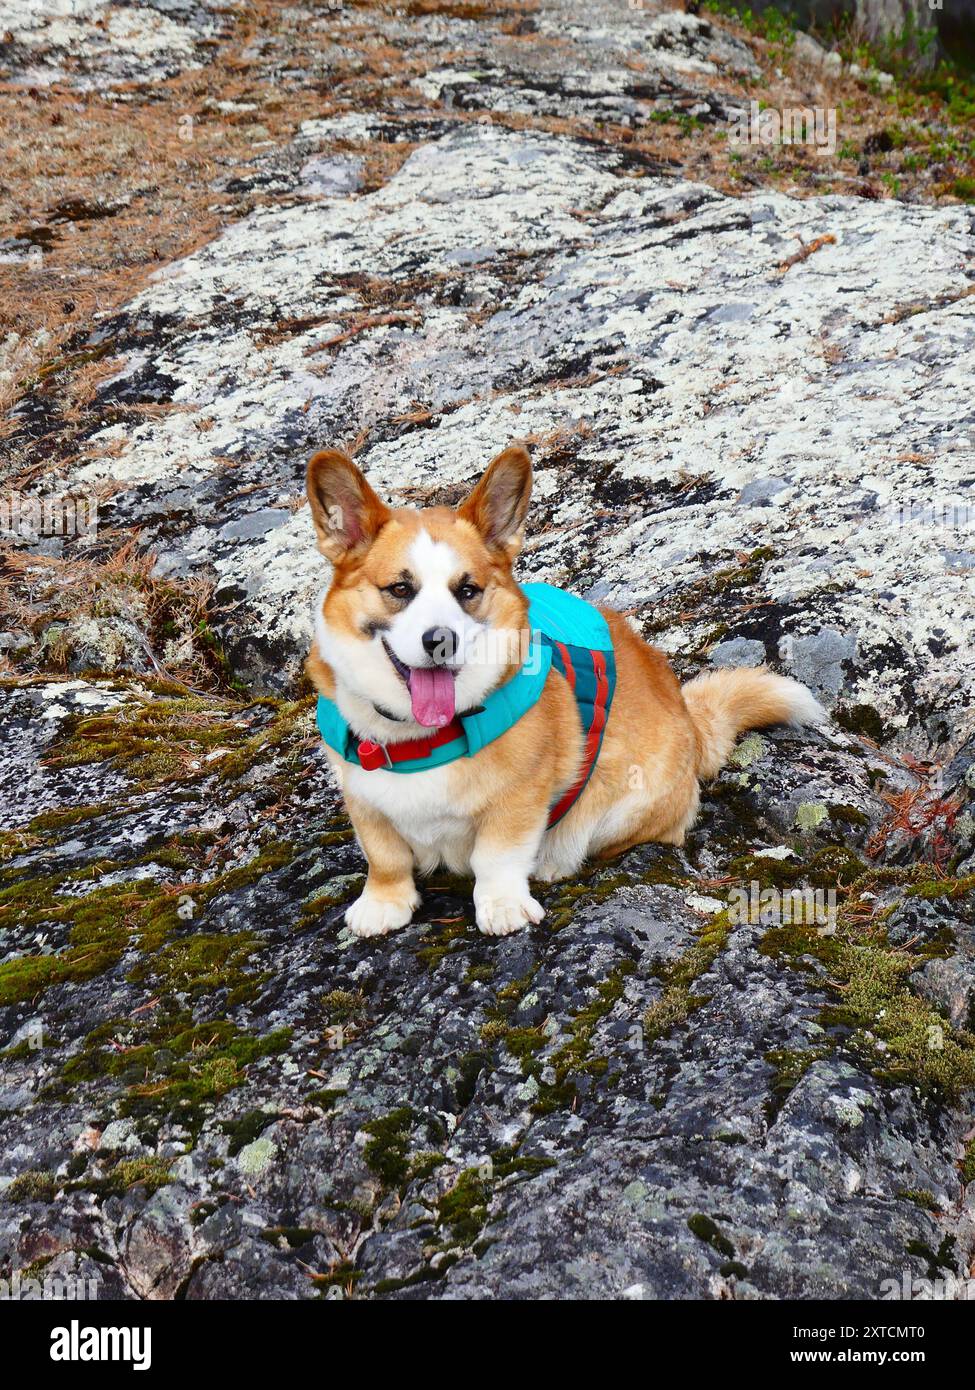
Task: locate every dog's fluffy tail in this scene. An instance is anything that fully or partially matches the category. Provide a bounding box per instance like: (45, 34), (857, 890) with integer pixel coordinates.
(682, 667), (825, 780)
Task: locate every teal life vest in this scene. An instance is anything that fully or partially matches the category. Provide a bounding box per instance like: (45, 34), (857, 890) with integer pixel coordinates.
(315, 582), (617, 826)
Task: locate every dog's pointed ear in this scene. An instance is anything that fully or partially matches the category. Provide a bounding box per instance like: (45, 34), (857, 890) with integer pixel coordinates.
(306, 449), (390, 562)
(458, 444), (532, 557)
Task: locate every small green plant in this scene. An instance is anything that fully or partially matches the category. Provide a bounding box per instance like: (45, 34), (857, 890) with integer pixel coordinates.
(704, 1), (795, 48)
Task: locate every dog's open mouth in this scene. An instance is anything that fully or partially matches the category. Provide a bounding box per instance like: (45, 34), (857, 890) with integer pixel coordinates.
(383, 639), (456, 729)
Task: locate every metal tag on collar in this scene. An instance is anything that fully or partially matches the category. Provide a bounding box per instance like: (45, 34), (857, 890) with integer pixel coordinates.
(357, 740), (392, 771)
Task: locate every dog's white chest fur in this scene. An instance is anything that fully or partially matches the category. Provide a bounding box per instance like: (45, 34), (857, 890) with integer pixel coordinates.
(343, 762), (475, 874)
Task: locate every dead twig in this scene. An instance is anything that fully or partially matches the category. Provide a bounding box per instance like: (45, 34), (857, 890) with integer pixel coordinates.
(776, 233), (836, 274)
(302, 311), (420, 354)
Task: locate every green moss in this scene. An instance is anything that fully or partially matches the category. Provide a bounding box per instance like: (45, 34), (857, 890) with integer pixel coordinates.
(54, 1012), (292, 1130)
(689, 623), (729, 659)
(534, 960), (637, 1113)
(46, 694), (315, 791)
(5, 1170), (59, 1203)
(311, 1262), (363, 1294)
(298, 875), (364, 927)
(305, 1088), (345, 1111)
(29, 803), (117, 832)
(849, 864), (942, 894)
(0, 837), (292, 1007)
(543, 884), (594, 929)
(642, 987), (694, 1043)
(960, 1140), (975, 1185)
(500, 1025), (548, 1063)
(321, 989), (366, 1024)
(409, 1152), (448, 1183)
(0, 878), (155, 1006)
(437, 1168), (490, 1245)
(463, 962), (495, 985)
(897, 1188), (939, 1211)
(219, 1108), (280, 1158)
(703, 1), (795, 45)
(828, 803), (870, 829)
(477, 968), (539, 1048)
(0, 829), (36, 865)
(634, 848), (692, 887)
(495, 968), (539, 1004)
(477, 1019), (509, 1045)
(910, 925), (958, 964)
(730, 845), (866, 891)
(709, 546), (775, 592)
(544, 863), (668, 930)
(216, 699), (316, 783)
(361, 1107), (414, 1189)
(261, 1226), (320, 1249)
(369, 1265), (445, 1295)
(128, 931), (260, 1000)
(455, 1049), (491, 1107)
(73, 1157), (173, 1198)
(764, 1045), (832, 1105)
(0, 802), (115, 862)
(763, 893), (975, 1102)
(414, 920), (472, 971)
(474, 958), (638, 1116)
(687, 1213), (736, 1259)
(490, 1146), (557, 1181)
(643, 911), (733, 1044)
(826, 943), (975, 1101)
(757, 923), (839, 966)
(835, 703), (887, 743)
(906, 874), (975, 902)
(906, 1235), (956, 1281)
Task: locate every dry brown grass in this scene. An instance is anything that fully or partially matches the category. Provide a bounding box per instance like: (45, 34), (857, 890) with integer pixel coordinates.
(0, 537), (227, 688)
(0, 0), (431, 451)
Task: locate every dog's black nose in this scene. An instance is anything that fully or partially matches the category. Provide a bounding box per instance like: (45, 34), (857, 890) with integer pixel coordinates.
(422, 627), (457, 665)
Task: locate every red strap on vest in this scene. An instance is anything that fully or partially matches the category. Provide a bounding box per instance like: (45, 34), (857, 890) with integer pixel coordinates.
(547, 649), (610, 826)
(357, 717), (466, 771)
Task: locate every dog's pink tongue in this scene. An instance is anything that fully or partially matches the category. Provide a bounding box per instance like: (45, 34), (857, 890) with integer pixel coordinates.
(408, 667), (455, 728)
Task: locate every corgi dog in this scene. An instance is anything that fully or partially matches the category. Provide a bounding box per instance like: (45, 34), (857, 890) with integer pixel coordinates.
(305, 444), (824, 939)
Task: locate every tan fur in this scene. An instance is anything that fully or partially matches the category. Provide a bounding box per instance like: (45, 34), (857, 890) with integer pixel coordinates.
(681, 667), (816, 779)
(304, 445), (823, 936)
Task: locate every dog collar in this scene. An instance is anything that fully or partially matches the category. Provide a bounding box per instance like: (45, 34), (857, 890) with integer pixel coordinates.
(355, 715), (467, 771)
(316, 631), (552, 773)
(315, 582), (616, 823)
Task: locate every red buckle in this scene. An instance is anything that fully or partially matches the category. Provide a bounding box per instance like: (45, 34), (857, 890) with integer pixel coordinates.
(356, 717), (464, 771)
(357, 740), (390, 771)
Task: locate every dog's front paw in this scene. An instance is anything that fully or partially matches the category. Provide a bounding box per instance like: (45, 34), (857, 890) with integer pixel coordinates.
(474, 890), (545, 937)
(345, 888), (419, 939)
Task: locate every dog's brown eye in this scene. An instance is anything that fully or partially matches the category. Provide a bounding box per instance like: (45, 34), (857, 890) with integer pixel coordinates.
(456, 583), (481, 604)
(384, 581), (415, 601)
